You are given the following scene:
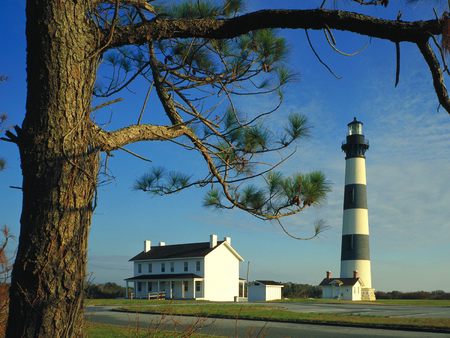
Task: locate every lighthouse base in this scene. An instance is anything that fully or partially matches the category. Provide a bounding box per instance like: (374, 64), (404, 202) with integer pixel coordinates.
(361, 288), (376, 301)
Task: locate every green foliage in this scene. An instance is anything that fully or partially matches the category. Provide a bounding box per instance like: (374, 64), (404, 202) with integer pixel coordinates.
(203, 188), (222, 208)
(164, 1), (220, 19)
(240, 126), (269, 152)
(250, 29), (287, 70)
(85, 282), (129, 299)
(223, 0), (245, 16)
(134, 167), (191, 195)
(162, 0), (244, 19)
(376, 290), (450, 300)
(282, 283), (322, 298)
(203, 170), (331, 217)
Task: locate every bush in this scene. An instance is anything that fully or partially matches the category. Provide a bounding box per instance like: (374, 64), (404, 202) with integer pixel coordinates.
(375, 290), (450, 300)
(85, 282), (129, 299)
(282, 283), (322, 298)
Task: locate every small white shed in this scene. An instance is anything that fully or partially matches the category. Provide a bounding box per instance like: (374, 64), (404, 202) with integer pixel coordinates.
(248, 280), (284, 301)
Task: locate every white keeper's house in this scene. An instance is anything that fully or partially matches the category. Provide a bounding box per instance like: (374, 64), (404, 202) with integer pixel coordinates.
(125, 234), (244, 301)
(319, 271), (365, 301)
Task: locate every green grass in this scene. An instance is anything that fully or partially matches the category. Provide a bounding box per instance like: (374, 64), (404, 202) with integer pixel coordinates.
(86, 321), (224, 337)
(116, 303), (450, 331)
(274, 298), (450, 306)
(87, 298), (450, 307)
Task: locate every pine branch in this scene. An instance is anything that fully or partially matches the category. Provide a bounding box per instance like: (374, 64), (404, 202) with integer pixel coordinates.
(93, 123), (188, 151)
(109, 9), (443, 48)
(417, 41), (450, 113)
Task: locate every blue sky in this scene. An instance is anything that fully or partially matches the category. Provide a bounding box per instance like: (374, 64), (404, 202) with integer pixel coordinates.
(1, 0), (450, 292)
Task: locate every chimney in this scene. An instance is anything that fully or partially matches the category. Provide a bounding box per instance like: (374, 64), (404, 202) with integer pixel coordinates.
(326, 271), (332, 279)
(224, 236), (231, 245)
(144, 240), (151, 253)
(210, 234), (218, 248)
(353, 270), (359, 279)
(159, 241), (166, 246)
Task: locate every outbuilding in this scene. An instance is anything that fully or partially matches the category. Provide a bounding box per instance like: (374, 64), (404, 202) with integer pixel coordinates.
(248, 280), (284, 301)
(319, 271), (364, 301)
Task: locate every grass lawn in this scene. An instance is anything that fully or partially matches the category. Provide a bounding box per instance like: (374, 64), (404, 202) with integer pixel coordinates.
(86, 298), (450, 307)
(273, 298), (450, 306)
(115, 303), (450, 332)
(86, 321), (224, 337)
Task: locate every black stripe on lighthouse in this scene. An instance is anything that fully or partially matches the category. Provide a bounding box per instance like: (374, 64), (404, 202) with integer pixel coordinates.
(341, 234), (370, 260)
(343, 184), (367, 210)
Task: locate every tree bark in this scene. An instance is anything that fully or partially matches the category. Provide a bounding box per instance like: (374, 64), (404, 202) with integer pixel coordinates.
(6, 1), (100, 336)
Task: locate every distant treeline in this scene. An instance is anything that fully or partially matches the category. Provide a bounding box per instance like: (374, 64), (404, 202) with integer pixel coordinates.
(85, 282), (130, 299)
(282, 283), (322, 298)
(375, 290), (450, 300)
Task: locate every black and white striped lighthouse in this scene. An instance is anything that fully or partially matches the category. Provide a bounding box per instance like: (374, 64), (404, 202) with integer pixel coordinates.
(340, 118), (375, 298)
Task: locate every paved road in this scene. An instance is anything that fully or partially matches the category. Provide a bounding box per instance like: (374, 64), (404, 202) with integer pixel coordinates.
(86, 306), (450, 338)
(266, 302), (450, 318)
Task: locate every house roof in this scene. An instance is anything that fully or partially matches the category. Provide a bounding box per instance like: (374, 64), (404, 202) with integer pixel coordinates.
(125, 273), (203, 281)
(129, 241), (225, 261)
(319, 278), (362, 287)
(255, 280), (284, 286)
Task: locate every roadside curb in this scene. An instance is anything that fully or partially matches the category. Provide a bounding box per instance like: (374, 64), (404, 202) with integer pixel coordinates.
(110, 308), (450, 335)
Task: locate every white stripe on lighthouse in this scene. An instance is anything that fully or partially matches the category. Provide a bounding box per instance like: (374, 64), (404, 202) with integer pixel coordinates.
(342, 209), (369, 235)
(341, 260), (372, 288)
(345, 157), (366, 185)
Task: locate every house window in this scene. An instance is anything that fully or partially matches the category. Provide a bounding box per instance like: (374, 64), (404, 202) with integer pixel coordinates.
(195, 281), (201, 292)
(184, 281), (188, 292)
(137, 282), (142, 292)
(170, 262), (174, 272)
(148, 263), (152, 273)
(137, 264), (142, 273)
(196, 261), (200, 272)
(148, 282), (152, 292)
(184, 262), (188, 272)
(161, 263), (165, 272)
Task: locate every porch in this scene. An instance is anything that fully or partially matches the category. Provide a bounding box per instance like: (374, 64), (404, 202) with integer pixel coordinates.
(125, 273), (204, 300)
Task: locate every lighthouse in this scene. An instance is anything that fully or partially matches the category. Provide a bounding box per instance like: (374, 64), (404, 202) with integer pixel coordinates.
(340, 117), (375, 300)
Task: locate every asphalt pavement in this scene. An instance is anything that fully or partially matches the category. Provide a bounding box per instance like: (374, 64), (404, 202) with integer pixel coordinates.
(266, 302), (450, 318)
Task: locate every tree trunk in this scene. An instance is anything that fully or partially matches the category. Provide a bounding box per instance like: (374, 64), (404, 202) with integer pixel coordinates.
(7, 1), (100, 336)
